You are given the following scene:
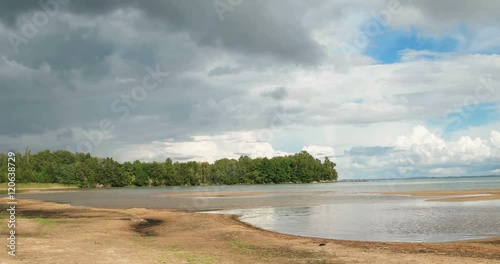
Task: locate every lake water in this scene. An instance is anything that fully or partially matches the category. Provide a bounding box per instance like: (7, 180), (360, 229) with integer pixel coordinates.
(19, 176), (500, 242)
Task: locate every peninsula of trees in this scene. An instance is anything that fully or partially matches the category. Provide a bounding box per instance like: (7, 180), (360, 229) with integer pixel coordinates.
(1, 149), (338, 188)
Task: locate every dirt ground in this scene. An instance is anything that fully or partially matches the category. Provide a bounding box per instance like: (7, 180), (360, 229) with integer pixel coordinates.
(0, 198), (499, 264)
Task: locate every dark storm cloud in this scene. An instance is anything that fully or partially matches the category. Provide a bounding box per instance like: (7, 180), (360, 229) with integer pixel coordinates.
(1, 0), (325, 65)
(401, 0), (500, 22)
(0, 0), (45, 27)
(208, 65), (243, 77)
(0, 56), (64, 135)
(0, 0), (322, 150)
(260, 87), (288, 101)
(10, 28), (114, 83)
(56, 128), (73, 141)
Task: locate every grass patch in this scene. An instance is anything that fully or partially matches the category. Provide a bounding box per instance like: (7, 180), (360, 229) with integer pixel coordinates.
(307, 260), (346, 264)
(0, 204), (9, 217)
(0, 183), (78, 191)
(0, 204), (57, 229)
(174, 252), (219, 264)
(229, 238), (252, 254)
(33, 217), (56, 226)
(229, 238), (324, 259)
(156, 244), (219, 264)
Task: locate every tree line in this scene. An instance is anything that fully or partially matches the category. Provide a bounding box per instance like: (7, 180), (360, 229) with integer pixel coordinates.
(0, 148), (338, 188)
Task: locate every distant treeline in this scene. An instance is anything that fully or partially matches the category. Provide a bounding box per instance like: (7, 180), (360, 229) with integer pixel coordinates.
(0, 148), (338, 188)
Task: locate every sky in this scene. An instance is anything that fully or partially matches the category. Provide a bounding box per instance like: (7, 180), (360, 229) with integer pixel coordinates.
(0, 0), (499, 179)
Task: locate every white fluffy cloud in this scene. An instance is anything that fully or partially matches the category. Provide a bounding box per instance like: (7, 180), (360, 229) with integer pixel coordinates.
(491, 131), (500, 148)
(336, 126), (500, 178)
(393, 126), (496, 164)
(115, 131), (290, 163)
(302, 145), (335, 159)
(115, 125), (499, 179)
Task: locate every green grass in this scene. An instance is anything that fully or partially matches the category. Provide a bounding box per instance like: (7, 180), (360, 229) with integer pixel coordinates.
(229, 238), (252, 254)
(228, 237), (327, 260)
(154, 244), (219, 264)
(0, 183), (78, 190)
(173, 252), (219, 264)
(0, 205), (8, 217)
(33, 217), (57, 226)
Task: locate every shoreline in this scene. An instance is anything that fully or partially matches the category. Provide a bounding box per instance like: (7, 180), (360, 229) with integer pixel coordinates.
(13, 183), (500, 202)
(1, 198), (499, 263)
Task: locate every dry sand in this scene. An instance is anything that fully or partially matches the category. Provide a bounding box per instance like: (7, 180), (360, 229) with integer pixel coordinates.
(384, 189), (500, 202)
(0, 198), (499, 264)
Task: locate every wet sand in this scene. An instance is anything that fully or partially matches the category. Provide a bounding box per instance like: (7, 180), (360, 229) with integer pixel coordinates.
(0, 198), (499, 264)
(383, 189), (500, 202)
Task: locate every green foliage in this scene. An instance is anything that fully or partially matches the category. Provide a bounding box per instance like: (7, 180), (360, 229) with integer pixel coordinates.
(0, 149), (338, 187)
(132, 160), (149, 186)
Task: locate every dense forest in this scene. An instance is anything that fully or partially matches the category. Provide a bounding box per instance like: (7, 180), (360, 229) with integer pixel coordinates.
(1, 148), (338, 188)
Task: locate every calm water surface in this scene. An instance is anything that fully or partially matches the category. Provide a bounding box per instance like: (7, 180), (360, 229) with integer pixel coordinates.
(20, 176), (500, 242)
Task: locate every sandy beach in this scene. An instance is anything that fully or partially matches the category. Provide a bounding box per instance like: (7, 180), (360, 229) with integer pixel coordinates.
(0, 198), (499, 264)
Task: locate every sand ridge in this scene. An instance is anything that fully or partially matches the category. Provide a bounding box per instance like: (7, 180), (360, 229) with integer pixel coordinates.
(383, 189), (500, 202)
(159, 191), (271, 198)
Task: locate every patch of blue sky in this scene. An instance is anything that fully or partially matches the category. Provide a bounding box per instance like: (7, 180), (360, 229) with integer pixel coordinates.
(364, 27), (459, 64)
(439, 103), (499, 134)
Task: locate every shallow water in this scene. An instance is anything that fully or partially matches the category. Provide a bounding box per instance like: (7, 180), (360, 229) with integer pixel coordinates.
(19, 176), (500, 242)
(214, 199), (500, 242)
